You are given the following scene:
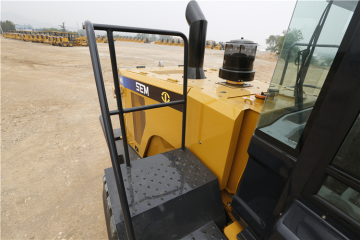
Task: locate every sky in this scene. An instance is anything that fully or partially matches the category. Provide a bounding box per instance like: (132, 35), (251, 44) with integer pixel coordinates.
(1, 0), (297, 50)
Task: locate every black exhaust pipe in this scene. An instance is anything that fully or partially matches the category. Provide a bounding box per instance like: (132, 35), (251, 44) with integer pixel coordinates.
(186, 0), (207, 79)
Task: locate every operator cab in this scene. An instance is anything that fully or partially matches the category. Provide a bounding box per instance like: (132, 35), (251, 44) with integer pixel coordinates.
(232, 1), (360, 239)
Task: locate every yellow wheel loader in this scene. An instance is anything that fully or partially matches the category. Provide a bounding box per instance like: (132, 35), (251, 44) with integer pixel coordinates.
(96, 37), (103, 43)
(98, 37), (108, 43)
(29, 34), (37, 42)
(40, 35), (48, 43)
(75, 36), (88, 46)
(154, 38), (164, 45)
(23, 33), (32, 42)
(85, 0), (360, 239)
(160, 39), (170, 45)
(54, 37), (62, 46)
(170, 39), (179, 46)
(213, 42), (225, 50)
(177, 40), (184, 47)
(205, 40), (215, 49)
(54, 36), (72, 47)
(47, 36), (56, 45)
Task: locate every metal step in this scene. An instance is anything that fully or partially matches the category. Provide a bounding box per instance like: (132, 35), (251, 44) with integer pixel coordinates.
(113, 128), (121, 141)
(181, 221), (227, 240)
(103, 147), (225, 240)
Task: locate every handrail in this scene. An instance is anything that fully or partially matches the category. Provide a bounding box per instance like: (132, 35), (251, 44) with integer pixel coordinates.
(84, 20), (188, 240)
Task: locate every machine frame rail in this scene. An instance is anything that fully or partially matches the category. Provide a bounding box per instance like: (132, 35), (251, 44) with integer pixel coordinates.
(84, 20), (189, 240)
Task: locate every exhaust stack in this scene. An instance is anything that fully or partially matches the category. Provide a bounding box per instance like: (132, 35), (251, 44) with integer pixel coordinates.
(186, 0), (207, 79)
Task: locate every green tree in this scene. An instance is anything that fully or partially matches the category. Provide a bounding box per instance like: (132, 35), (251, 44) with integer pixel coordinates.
(1, 20), (16, 32)
(41, 27), (61, 32)
(150, 34), (158, 41)
(266, 29), (303, 57)
(162, 35), (173, 40)
(77, 29), (86, 36)
(265, 34), (281, 53)
(279, 29), (303, 59)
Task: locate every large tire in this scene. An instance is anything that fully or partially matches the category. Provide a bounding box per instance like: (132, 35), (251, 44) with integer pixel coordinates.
(62, 42), (67, 47)
(69, 42), (73, 47)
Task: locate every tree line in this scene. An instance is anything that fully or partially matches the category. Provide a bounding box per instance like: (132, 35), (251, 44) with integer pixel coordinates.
(1, 20), (16, 33)
(0, 20), (86, 36)
(266, 29), (334, 67)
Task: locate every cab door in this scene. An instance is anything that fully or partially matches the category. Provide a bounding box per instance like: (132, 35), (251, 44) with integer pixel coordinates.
(231, 1), (360, 239)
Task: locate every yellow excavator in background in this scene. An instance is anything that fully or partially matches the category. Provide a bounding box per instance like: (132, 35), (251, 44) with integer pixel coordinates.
(85, 0), (360, 239)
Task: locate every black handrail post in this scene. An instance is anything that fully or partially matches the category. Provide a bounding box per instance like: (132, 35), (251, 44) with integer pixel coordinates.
(107, 29), (132, 167)
(181, 41), (188, 151)
(84, 21), (136, 240)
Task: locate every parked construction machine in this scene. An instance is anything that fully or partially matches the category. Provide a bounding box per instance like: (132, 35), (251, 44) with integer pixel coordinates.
(85, 0), (360, 239)
(75, 36), (88, 46)
(154, 38), (164, 45)
(205, 40), (215, 49)
(213, 42), (225, 50)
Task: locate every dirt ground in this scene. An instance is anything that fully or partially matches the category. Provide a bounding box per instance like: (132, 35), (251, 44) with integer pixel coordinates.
(1, 38), (276, 239)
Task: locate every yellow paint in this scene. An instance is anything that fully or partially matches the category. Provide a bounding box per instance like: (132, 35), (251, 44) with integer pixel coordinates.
(185, 88), (244, 189)
(224, 221), (244, 240)
(118, 66), (268, 192)
(146, 136), (175, 157)
(226, 109), (261, 193)
(221, 190), (237, 222)
(161, 92), (170, 102)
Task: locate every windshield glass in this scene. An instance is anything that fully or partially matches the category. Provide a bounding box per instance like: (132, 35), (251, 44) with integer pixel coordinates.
(256, 0), (357, 154)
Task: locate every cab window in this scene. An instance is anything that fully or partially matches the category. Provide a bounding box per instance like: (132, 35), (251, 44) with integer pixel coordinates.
(317, 113), (360, 223)
(255, 0), (358, 156)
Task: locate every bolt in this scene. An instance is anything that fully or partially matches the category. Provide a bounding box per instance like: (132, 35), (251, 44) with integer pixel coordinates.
(322, 215), (326, 220)
(199, 141), (201, 144)
(279, 213), (282, 216)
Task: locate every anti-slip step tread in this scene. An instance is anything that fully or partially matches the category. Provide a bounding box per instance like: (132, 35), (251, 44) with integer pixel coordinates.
(181, 221), (227, 240)
(104, 147), (225, 240)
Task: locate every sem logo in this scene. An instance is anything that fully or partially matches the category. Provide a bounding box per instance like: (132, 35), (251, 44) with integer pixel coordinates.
(161, 92), (170, 102)
(136, 82), (149, 96)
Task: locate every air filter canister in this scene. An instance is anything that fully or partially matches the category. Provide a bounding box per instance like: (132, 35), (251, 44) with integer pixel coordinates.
(219, 39), (258, 84)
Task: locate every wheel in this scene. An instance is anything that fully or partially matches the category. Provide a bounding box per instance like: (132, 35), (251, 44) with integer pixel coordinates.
(62, 42), (67, 47)
(69, 42), (73, 47)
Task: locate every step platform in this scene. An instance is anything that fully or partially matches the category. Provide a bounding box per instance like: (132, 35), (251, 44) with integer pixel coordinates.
(103, 147), (225, 240)
(181, 221), (226, 240)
